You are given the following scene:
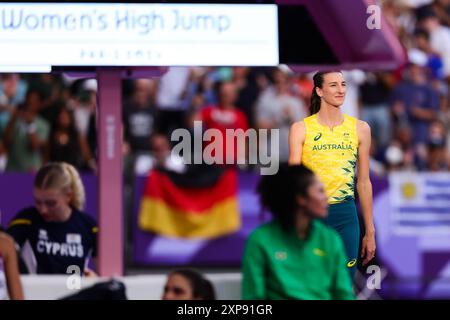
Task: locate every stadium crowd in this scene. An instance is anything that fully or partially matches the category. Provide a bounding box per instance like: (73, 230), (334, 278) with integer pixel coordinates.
(0, 2), (449, 176)
(0, 0), (449, 301)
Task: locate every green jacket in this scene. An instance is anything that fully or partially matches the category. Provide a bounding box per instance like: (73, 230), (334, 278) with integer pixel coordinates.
(242, 220), (355, 300)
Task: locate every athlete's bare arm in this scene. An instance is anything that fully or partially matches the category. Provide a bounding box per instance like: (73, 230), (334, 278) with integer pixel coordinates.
(0, 232), (24, 300)
(288, 121), (306, 165)
(356, 120), (376, 265)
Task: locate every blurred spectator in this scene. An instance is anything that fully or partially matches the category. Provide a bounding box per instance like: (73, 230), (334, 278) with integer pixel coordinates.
(385, 141), (406, 171)
(414, 28), (445, 80)
(416, 5), (450, 80)
(27, 74), (67, 125)
(0, 74), (28, 171)
(242, 165), (354, 300)
(123, 79), (155, 154)
(122, 79), (156, 178)
(0, 74), (28, 126)
(383, 125), (417, 172)
(255, 67), (306, 163)
(438, 86), (450, 155)
(360, 72), (395, 149)
(86, 111), (97, 167)
(155, 67), (192, 136)
(150, 133), (182, 171)
(0, 231), (24, 300)
(232, 67), (268, 128)
(181, 67), (210, 113)
(424, 120), (449, 170)
(48, 107), (92, 169)
(341, 70), (366, 118)
(294, 72), (314, 107)
(162, 269), (216, 300)
(431, 0), (450, 27)
(7, 162), (98, 274)
(390, 54), (440, 165)
(134, 133), (185, 175)
(3, 89), (50, 172)
(194, 81), (249, 165)
(412, 26), (450, 147)
(74, 79), (97, 138)
(383, 0), (418, 46)
(369, 138), (387, 177)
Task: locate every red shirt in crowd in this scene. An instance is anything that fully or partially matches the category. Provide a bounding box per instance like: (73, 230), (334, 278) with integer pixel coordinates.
(200, 105), (249, 165)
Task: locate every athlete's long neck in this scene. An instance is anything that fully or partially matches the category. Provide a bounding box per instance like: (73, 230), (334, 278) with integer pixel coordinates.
(317, 103), (343, 127)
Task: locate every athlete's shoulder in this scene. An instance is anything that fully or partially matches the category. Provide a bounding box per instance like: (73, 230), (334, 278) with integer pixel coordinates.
(356, 120), (371, 138)
(302, 114), (321, 131)
(0, 231), (15, 251)
(8, 207), (39, 228)
(356, 118), (370, 129)
(290, 120), (306, 136)
(248, 221), (281, 242)
(72, 209), (98, 230)
(73, 210), (98, 235)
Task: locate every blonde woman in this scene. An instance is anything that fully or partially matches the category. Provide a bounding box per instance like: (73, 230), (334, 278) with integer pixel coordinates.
(7, 162), (98, 274)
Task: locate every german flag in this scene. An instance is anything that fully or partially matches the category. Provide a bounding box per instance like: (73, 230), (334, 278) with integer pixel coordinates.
(138, 165), (241, 239)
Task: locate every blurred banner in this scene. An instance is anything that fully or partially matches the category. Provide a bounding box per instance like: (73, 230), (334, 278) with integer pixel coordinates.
(373, 173), (450, 299)
(132, 171), (263, 266)
(138, 166), (240, 239)
(389, 172), (450, 235)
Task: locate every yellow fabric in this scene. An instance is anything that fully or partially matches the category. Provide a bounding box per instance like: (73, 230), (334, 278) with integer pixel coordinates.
(301, 114), (358, 204)
(8, 218), (32, 227)
(138, 197), (241, 239)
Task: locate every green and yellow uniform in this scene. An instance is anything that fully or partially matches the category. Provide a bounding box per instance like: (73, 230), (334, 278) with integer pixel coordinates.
(301, 113), (360, 278)
(242, 220), (354, 300)
(302, 113), (358, 203)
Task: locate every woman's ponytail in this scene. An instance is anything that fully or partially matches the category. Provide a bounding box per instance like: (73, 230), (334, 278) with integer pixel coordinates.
(310, 88), (321, 115)
(62, 163), (85, 211)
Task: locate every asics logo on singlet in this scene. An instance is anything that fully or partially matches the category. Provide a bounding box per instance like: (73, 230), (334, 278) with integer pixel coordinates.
(314, 133), (322, 141)
(347, 259), (357, 268)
